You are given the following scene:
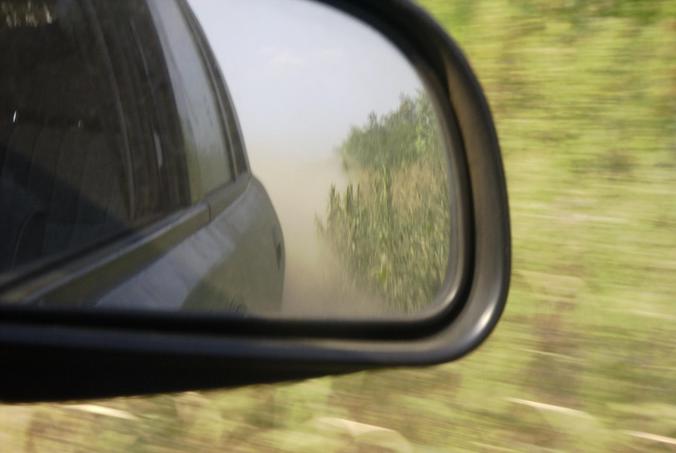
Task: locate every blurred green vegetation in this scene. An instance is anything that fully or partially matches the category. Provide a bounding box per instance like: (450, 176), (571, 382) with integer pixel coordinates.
(4, 0), (676, 451)
(318, 93), (450, 312)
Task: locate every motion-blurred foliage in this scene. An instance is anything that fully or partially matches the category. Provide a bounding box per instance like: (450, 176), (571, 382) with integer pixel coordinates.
(4, 0), (676, 451)
(318, 93), (450, 312)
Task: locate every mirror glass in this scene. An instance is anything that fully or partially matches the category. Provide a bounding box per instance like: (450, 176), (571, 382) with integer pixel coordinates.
(0, 0), (460, 319)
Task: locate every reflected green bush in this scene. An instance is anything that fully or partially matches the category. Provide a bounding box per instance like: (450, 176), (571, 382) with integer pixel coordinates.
(318, 93), (450, 312)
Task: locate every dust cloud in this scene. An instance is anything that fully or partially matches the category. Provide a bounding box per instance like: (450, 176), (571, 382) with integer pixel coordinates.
(250, 152), (384, 318)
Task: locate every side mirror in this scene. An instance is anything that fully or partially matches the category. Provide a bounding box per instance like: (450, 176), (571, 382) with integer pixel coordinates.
(0, 0), (510, 401)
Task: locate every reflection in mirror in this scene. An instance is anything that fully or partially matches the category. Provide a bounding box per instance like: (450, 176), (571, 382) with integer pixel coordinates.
(0, 0), (457, 319)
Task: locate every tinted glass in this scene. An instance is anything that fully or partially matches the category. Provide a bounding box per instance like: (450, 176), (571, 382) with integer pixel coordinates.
(148, 0), (234, 200)
(0, 0), (179, 279)
(97, 0), (186, 223)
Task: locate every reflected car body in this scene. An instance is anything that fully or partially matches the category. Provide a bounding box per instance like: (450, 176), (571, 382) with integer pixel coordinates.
(0, 0), (285, 312)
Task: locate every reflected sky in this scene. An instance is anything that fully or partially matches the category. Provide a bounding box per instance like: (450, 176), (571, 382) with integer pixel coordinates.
(188, 0), (423, 164)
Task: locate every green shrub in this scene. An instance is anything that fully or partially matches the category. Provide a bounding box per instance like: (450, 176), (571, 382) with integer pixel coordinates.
(318, 92), (450, 313)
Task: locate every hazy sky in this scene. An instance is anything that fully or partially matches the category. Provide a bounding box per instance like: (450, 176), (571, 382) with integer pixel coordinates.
(188, 0), (423, 163)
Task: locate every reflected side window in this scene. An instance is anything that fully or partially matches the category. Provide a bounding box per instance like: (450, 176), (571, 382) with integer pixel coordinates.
(0, 0), (181, 281)
(147, 0), (235, 202)
(95, 0), (189, 223)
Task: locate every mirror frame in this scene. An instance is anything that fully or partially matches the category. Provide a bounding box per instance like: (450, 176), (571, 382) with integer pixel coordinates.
(0, 0), (510, 402)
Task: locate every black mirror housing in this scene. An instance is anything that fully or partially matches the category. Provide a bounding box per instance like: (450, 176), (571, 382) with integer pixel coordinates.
(0, 0), (510, 402)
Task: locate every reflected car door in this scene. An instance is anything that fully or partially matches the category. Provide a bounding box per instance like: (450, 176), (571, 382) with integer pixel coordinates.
(95, 0), (286, 313)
